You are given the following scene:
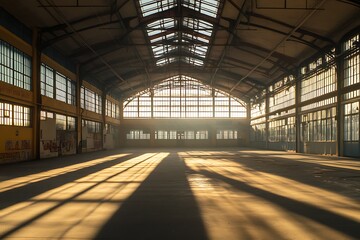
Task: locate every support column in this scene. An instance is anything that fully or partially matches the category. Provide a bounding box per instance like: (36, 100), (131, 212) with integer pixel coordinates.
(32, 28), (42, 160)
(265, 89), (270, 149)
(246, 101), (251, 147)
(119, 99), (124, 147)
(76, 64), (82, 154)
(101, 90), (107, 150)
(295, 70), (302, 153)
(336, 47), (344, 156)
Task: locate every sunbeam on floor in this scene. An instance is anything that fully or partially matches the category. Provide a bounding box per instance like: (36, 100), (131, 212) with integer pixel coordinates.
(0, 148), (359, 240)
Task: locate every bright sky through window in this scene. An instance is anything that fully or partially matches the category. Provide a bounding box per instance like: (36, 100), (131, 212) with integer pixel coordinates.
(123, 75), (247, 118)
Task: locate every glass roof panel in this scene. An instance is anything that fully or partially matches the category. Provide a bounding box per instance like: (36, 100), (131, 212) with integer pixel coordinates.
(182, 0), (221, 18)
(139, 0), (177, 17)
(139, 0), (220, 67)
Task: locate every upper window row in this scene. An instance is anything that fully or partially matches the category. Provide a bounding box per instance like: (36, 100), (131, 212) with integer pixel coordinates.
(41, 63), (76, 105)
(0, 40), (31, 90)
(106, 99), (120, 119)
(80, 86), (102, 114)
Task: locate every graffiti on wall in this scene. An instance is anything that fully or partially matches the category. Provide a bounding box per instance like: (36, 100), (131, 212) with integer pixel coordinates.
(0, 140), (32, 161)
(41, 140), (58, 152)
(57, 131), (76, 155)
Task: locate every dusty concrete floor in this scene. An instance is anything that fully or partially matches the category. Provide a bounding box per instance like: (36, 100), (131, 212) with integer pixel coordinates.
(0, 148), (359, 240)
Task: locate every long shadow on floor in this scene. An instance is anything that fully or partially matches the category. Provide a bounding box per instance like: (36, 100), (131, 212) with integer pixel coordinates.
(0, 153), (140, 210)
(192, 168), (360, 239)
(95, 153), (208, 240)
(187, 150), (360, 193)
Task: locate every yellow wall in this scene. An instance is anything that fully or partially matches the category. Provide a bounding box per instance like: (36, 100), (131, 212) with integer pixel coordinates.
(0, 82), (34, 107)
(0, 126), (33, 164)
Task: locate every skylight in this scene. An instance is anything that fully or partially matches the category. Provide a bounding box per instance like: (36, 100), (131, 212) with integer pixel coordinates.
(139, 0), (176, 17)
(139, 0), (221, 67)
(182, 0), (221, 18)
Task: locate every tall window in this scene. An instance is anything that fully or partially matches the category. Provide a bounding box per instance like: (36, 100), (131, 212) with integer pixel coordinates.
(124, 75), (247, 118)
(300, 51), (337, 102)
(343, 33), (360, 100)
(301, 107), (336, 142)
(344, 102), (359, 141)
(40, 64), (54, 97)
(268, 75), (295, 113)
(250, 121), (266, 142)
(80, 86), (102, 114)
(0, 101), (30, 126)
(40, 63), (76, 105)
(106, 99), (120, 119)
(0, 40), (31, 90)
(82, 119), (102, 133)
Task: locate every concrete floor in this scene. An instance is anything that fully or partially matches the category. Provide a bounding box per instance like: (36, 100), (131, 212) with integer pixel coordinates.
(0, 148), (359, 240)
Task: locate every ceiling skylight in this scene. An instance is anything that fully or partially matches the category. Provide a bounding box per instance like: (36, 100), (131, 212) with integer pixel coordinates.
(182, 0), (221, 18)
(139, 0), (221, 67)
(139, 0), (176, 17)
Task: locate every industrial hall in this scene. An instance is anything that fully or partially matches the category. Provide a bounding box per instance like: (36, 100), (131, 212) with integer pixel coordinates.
(0, 0), (359, 239)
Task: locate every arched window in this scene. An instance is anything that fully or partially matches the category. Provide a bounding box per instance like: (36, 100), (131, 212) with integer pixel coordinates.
(123, 75), (247, 118)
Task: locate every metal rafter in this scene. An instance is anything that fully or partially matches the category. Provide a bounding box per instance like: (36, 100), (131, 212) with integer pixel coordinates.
(230, 0), (328, 93)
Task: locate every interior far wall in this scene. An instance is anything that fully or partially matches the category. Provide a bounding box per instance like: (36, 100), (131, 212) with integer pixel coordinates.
(120, 118), (249, 147)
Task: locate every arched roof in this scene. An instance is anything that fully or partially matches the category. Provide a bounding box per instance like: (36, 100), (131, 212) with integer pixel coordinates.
(2, 0), (359, 101)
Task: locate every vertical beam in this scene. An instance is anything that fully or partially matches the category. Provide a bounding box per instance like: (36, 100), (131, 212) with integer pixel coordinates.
(32, 28), (42, 160)
(212, 89), (215, 118)
(119, 98), (124, 147)
(102, 90), (107, 150)
(76, 64), (82, 154)
(265, 89), (270, 149)
(246, 101), (251, 147)
(151, 88), (154, 118)
(295, 70), (302, 153)
(336, 46), (344, 156)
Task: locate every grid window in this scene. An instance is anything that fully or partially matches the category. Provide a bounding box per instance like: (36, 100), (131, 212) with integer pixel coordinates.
(196, 130), (208, 139)
(67, 116), (76, 131)
(251, 99), (266, 118)
(41, 64), (54, 97)
(55, 73), (67, 103)
(40, 63), (76, 105)
(300, 53), (336, 103)
(269, 85), (295, 113)
(67, 81), (76, 105)
(0, 102), (13, 125)
(127, 130), (150, 140)
(343, 33), (360, 100)
(185, 131), (195, 139)
(82, 119), (101, 133)
(344, 102), (359, 141)
(155, 130), (169, 139)
(250, 123), (266, 141)
(81, 86), (102, 114)
(302, 107), (336, 142)
(217, 130), (238, 140)
(56, 114), (67, 130)
(0, 102), (30, 127)
(0, 40), (31, 90)
(169, 130), (177, 139)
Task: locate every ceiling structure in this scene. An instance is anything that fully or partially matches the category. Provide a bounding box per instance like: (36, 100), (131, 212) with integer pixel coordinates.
(1, 0), (359, 102)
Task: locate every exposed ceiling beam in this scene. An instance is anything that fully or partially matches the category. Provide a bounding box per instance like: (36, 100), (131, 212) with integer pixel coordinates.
(230, 0), (328, 92)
